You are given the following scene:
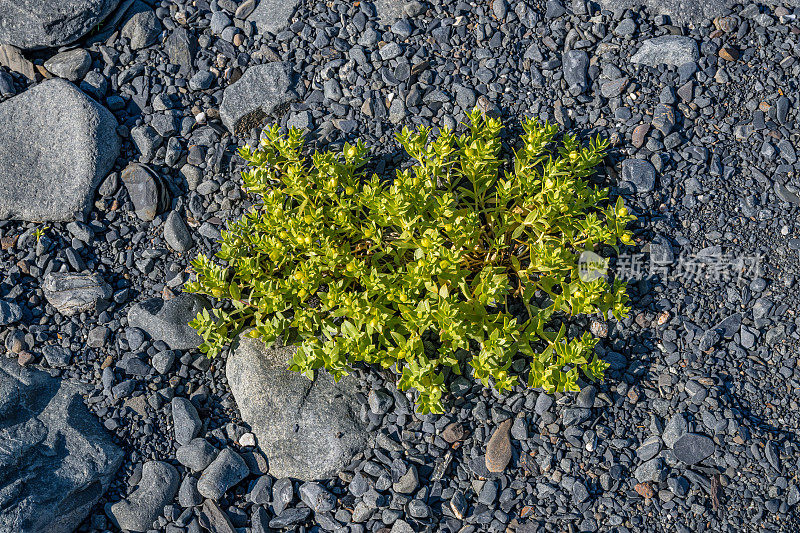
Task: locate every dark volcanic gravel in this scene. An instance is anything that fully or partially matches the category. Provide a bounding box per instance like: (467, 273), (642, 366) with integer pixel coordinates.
(1, 0), (800, 532)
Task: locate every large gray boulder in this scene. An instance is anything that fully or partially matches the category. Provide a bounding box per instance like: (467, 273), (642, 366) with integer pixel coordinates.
(219, 62), (298, 135)
(598, 0), (800, 25)
(0, 79), (120, 222)
(0, 358), (123, 533)
(246, 0), (301, 36)
(127, 293), (210, 350)
(0, 0), (120, 50)
(226, 336), (369, 481)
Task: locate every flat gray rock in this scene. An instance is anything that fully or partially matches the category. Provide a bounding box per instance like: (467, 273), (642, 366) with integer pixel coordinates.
(0, 79), (120, 222)
(630, 36), (699, 68)
(127, 293), (209, 350)
(0, 358), (123, 533)
(42, 271), (113, 316)
(105, 461), (180, 532)
(673, 433), (715, 465)
(0, 0), (120, 49)
(43, 48), (92, 81)
(226, 336), (369, 481)
(246, 0), (300, 36)
(219, 62), (298, 135)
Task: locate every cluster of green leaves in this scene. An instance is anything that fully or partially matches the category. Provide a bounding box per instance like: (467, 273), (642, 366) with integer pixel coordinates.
(186, 108), (635, 414)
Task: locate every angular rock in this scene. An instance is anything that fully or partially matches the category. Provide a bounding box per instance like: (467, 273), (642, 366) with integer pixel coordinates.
(662, 413), (688, 449)
(42, 345), (73, 367)
(0, 358), (123, 533)
(621, 158), (656, 193)
(43, 49), (92, 81)
(485, 418), (512, 473)
(219, 62), (298, 135)
(562, 49), (589, 94)
(105, 461), (180, 532)
(0, 79), (119, 221)
(0, 300), (22, 325)
(634, 457), (667, 483)
(0, 44), (35, 80)
(121, 162), (170, 221)
(197, 448), (250, 500)
(299, 482), (336, 513)
(201, 500), (237, 533)
(171, 396), (201, 445)
(127, 293), (210, 350)
(631, 36), (699, 68)
(120, 1), (161, 49)
(0, 0), (120, 50)
(225, 336), (369, 480)
(42, 272), (112, 316)
(247, 0), (301, 35)
(672, 433), (715, 465)
(165, 25), (197, 75)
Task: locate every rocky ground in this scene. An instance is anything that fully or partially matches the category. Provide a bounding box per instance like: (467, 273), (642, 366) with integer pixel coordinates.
(1, 0), (800, 532)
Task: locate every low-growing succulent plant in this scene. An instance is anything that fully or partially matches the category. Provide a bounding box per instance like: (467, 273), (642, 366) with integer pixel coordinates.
(186, 108), (635, 414)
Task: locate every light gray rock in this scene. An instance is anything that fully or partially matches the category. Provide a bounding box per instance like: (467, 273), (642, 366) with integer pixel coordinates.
(373, 0), (425, 23)
(42, 272), (112, 316)
(176, 438), (219, 472)
(226, 336), (369, 480)
(0, 358), (123, 533)
(299, 482), (336, 513)
(597, 0), (800, 25)
(120, 1), (161, 49)
(247, 0), (301, 35)
(0, 79), (119, 221)
(219, 62), (298, 135)
(197, 447), (250, 500)
(630, 36), (699, 68)
(127, 293), (210, 350)
(44, 48), (92, 81)
(105, 461), (180, 532)
(0, 0), (120, 50)
(178, 476), (203, 508)
(0, 43), (35, 80)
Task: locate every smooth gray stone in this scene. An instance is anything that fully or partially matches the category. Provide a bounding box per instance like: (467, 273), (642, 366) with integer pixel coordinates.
(0, 79), (119, 221)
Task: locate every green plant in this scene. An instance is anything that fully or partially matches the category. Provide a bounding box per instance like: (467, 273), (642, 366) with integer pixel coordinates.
(33, 226), (49, 243)
(187, 109), (635, 414)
